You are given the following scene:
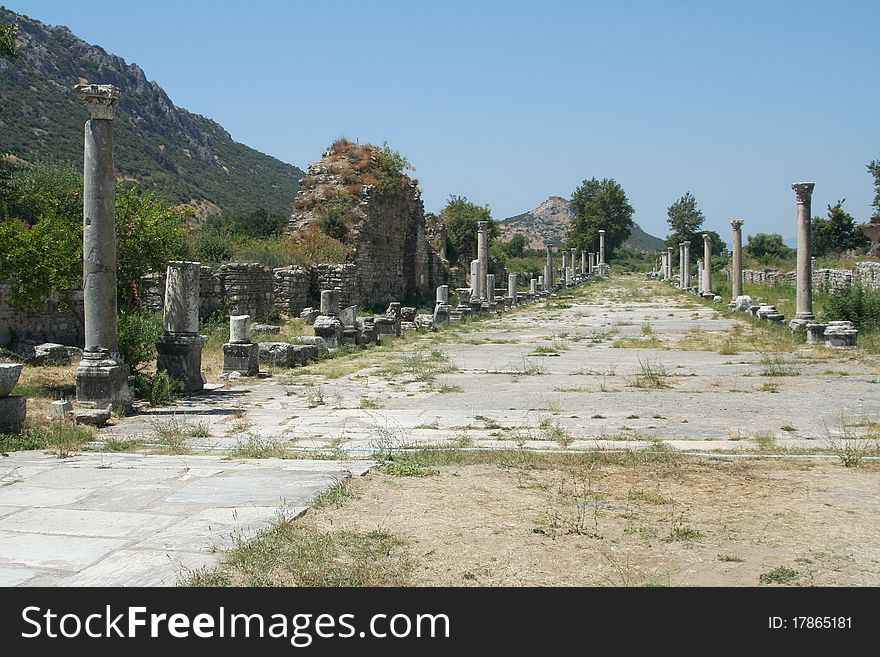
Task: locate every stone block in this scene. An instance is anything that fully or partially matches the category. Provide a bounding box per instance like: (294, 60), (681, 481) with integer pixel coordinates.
(339, 305), (357, 328)
(0, 395), (26, 433)
(299, 308), (320, 325)
(46, 399), (73, 420)
(252, 324), (280, 334)
(805, 323), (828, 345)
(313, 315), (343, 347)
(76, 353), (130, 411)
(824, 321), (858, 348)
(400, 307), (417, 323)
(73, 407), (110, 426)
(222, 342), (259, 376)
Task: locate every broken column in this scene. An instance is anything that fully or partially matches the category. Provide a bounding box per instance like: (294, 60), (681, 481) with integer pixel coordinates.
(477, 221), (489, 303)
(682, 241), (691, 289)
(544, 246), (554, 290)
(507, 274), (518, 306)
(313, 289), (345, 345)
(790, 182), (816, 332)
(486, 273), (497, 311)
(156, 261), (206, 391)
(469, 260), (483, 313)
(433, 284), (451, 324)
(530, 278), (538, 296)
(701, 233), (712, 296)
(223, 315), (259, 376)
(73, 83), (130, 411)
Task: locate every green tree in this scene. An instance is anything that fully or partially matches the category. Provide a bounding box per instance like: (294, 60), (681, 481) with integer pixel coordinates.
(744, 233), (793, 260)
(376, 143), (414, 198)
(811, 200), (868, 256)
(867, 160), (880, 221)
(502, 233), (527, 258)
(0, 163), (186, 308)
(0, 23), (17, 59)
(440, 195), (496, 264)
(568, 177), (634, 259)
(664, 192), (705, 264)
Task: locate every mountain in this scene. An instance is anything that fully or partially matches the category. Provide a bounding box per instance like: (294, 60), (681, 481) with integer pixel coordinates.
(0, 8), (303, 218)
(498, 196), (666, 252)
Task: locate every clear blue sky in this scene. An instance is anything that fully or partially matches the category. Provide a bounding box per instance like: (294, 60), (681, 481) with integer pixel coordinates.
(9, 0), (879, 242)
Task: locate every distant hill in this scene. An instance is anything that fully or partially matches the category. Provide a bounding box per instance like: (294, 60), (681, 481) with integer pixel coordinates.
(0, 7), (303, 218)
(499, 195), (665, 252)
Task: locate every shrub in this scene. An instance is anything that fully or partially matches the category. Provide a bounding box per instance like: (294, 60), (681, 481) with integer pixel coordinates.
(823, 282), (880, 331)
(118, 310), (163, 371)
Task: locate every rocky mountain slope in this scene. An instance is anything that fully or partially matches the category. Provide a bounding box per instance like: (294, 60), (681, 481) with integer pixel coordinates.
(0, 7), (303, 217)
(499, 195), (665, 252)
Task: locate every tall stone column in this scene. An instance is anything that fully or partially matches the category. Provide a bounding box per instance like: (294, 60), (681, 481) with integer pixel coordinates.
(561, 252), (569, 288)
(477, 221), (489, 301)
(791, 183), (816, 330)
(486, 273), (496, 311)
(702, 233), (712, 296)
(580, 250), (586, 276)
(544, 246), (553, 290)
(667, 246), (673, 281)
(660, 252), (667, 280)
(598, 230), (606, 265)
(156, 261), (206, 391)
(570, 248), (577, 279)
(73, 84), (130, 411)
(678, 243), (685, 287)
(697, 258), (704, 294)
(682, 242), (691, 289)
(731, 219), (744, 299)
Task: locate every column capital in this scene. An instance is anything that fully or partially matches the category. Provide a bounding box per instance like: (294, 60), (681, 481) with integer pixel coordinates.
(731, 219), (744, 230)
(791, 182), (815, 204)
(477, 221), (488, 231)
(598, 229), (605, 234)
(703, 233), (710, 242)
(75, 84), (120, 120)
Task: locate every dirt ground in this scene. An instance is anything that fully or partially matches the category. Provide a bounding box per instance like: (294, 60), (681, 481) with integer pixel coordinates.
(305, 454), (880, 586)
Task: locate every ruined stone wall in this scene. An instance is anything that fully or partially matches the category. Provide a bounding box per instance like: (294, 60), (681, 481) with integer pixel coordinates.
(311, 264), (358, 308)
(0, 283), (84, 347)
(739, 264), (880, 292)
(274, 267), (311, 316)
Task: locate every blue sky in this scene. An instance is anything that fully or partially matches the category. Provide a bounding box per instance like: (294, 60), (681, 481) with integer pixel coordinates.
(9, 0), (879, 242)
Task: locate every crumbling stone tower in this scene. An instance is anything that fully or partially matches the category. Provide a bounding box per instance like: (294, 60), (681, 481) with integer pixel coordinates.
(287, 140), (447, 307)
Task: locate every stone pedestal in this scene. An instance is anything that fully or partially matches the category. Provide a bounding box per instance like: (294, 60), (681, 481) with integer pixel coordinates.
(386, 302), (402, 336)
(434, 285), (450, 325)
(507, 274), (518, 306)
(156, 333), (205, 391)
(450, 288), (472, 321)
(76, 351), (131, 409)
(313, 315), (344, 347)
(824, 321), (858, 348)
(0, 395), (26, 433)
(805, 323), (828, 345)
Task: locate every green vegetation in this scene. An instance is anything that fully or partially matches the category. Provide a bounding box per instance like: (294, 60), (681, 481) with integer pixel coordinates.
(664, 191), (726, 269)
(759, 566), (798, 585)
(441, 195), (496, 265)
(744, 233), (793, 262)
(187, 518), (411, 587)
(568, 177), (634, 260)
(811, 200), (868, 256)
(0, 22), (17, 58)
(0, 162), (187, 308)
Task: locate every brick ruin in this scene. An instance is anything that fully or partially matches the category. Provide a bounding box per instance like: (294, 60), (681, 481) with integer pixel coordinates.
(287, 140), (448, 307)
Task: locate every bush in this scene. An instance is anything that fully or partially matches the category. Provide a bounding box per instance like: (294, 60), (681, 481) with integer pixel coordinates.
(118, 310), (163, 371)
(823, 283), (880, 331)
(132, 371), (181, 406)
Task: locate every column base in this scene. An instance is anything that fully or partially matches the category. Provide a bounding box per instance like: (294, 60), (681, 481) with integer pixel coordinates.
(156, 333), (206, 392)
(0, 395), (26, 433)
(313, 315), (344, 347)
(223, 342), (260, 376)
(76, 351), (131, 411)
